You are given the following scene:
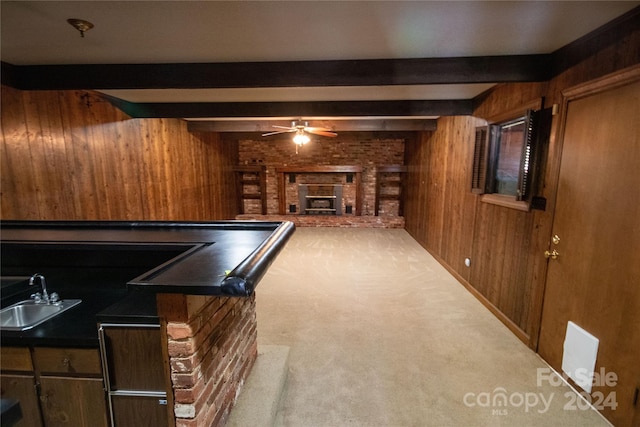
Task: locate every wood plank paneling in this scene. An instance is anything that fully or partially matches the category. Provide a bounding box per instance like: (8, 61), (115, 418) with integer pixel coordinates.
(405, 17), (639, 348)
(0, 86), (238, 221)
(405, 117), (480, 282)
(1, 86), (38, 218)
(406, 114), (544, 344)
(469, 202), (535, 331)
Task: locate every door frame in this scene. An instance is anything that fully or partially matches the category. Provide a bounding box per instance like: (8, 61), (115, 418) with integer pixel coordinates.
(530, 64), (640, 351)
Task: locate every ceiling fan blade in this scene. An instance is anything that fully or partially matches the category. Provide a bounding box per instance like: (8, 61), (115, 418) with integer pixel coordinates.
(306, 129), (338, 137)
(271, 125), (296, 130)
(304, 126), (331, 132)
(262, 130), (296, 137)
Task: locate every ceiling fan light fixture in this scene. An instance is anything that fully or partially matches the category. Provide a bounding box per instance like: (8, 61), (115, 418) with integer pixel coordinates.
(261, 120), (335, 152)
(67, 18), (94, 37)
(293, 130), (310, 146)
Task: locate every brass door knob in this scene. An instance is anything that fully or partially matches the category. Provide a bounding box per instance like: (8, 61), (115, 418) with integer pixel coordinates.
(544, 249), (560, 260)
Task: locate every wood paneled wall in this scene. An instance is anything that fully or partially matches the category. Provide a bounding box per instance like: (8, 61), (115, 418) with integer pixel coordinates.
(405, 16), (640, 347)
(405, 118), (481, 283)
(1, 86), (238, 221)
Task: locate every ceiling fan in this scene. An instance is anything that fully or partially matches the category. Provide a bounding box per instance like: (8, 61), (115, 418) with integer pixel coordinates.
(262, 121), (337, 147)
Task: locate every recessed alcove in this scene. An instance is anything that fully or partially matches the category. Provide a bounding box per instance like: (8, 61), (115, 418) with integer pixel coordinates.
(276, 166), (363, 215)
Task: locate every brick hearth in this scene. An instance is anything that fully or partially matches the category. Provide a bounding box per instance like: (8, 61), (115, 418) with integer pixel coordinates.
(236, 214), (405, 228)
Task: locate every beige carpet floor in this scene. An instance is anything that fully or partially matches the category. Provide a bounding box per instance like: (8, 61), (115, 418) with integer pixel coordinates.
(255, 228), (609, 427)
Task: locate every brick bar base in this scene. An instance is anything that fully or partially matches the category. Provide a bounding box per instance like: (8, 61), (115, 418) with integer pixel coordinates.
(159, 294), (258, 427)
(236, 214), (405, 228)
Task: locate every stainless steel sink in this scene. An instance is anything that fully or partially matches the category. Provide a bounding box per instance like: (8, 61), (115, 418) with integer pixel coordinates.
(0, 299), (82, 331)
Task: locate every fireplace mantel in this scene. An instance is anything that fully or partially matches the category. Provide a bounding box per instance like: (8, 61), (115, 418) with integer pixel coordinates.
(275, 166), (363, 215)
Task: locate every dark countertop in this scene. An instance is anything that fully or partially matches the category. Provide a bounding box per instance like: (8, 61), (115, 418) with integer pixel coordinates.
(0, 220), (295, 348)
(1, 220), (295, 297)
(0, 281), (129, 347)
(1, 276), (31, 294)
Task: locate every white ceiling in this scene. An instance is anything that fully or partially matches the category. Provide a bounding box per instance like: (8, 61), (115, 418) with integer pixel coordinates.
(3, 1), (637, 64)
(1, 1), (638, 117)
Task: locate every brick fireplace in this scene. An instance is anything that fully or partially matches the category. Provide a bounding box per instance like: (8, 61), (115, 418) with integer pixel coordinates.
(235, 133), (407, 221)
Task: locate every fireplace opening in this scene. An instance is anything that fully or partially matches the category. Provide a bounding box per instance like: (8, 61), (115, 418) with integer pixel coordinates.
(299, 184), (343, 215)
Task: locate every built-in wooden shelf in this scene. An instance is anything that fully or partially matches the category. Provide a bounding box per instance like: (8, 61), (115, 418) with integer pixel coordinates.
(234, 166), (267, 215)
(375, 165), (407, 216)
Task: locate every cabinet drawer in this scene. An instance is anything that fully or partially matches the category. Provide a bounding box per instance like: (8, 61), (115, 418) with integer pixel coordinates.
(111, 395), (169, 427)
(0, 347), (33, 372)
(32, 347), (102, 375)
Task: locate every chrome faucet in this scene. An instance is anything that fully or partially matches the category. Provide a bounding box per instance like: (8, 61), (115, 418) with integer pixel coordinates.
(29, 273), (52, 304)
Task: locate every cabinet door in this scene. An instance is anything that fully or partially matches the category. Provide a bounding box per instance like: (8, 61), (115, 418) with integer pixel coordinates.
(0, 373), (43, 427)
(111, 395), (169, 427)
(102, 326), (166, 391)
(39, 376), (108, 427)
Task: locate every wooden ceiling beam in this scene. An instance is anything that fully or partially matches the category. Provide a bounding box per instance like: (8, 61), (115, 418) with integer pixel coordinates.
(2, 55), (549, 90)
(187, 119), (437, 133)
(104, 98), (471, 119)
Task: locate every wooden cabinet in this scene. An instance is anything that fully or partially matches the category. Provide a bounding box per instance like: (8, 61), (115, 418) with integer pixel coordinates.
(0, 346), (108, 427)
(32, 347), (108, 427)
(0, 373), (43, 427)
(98, 323), (171, 427)
(1, 346), (42, 427)
(38, 376), (107, 426)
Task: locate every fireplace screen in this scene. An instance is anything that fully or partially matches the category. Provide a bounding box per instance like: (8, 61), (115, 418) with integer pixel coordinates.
(298, 184), (343, 215)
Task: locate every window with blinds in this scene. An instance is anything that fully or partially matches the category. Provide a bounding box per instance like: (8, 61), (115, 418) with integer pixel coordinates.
(471, 126), (489, 194)
(471, 107), (550, 210)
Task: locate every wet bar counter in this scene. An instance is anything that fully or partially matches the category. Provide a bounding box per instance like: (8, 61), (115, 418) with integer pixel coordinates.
(0, 220), (295, 346)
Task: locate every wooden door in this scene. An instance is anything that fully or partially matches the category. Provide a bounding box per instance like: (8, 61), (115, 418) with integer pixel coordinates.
(39, 376), (108, 427)
(537, 68), (640, 426)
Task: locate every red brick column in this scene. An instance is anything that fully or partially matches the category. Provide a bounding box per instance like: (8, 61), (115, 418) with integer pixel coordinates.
(158, 294), (258, 427)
